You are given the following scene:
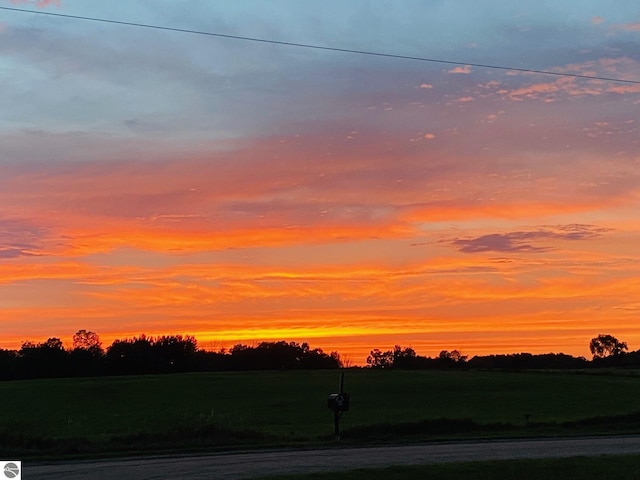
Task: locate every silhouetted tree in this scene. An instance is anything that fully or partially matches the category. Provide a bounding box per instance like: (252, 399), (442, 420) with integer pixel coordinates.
(436, 349), (468, 368)
(72, 329), (103, 354)
(68, 330), (105, 376)
(467, 353), (587, 370)
(439, 350), (467, 362)
(589, 334), (628, 359)
(392, 345), (419, 369)
(300, 347), (342, 369)
(330, 351), (343, 367)
(17, 337), (69, 378)
(229, 341), (341, 370)
(0, 349), (18, 380)
(193, 349), (233, 371)
(153, 335), (198, 372)
(599, 348), (640, 368)
(106, 335), (155, 375)
(367, 346), (435, 369)
(42, 337), (64, 350)
(366, 348), (394, 369)
(69, 347), (105, 377)
(255, 341), (301, 369)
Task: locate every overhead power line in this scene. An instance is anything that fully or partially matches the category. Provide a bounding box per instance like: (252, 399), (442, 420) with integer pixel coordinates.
(2, 5), (640, 85)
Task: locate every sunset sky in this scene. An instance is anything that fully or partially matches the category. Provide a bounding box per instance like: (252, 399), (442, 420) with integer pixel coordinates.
(1, 1), (640, 364)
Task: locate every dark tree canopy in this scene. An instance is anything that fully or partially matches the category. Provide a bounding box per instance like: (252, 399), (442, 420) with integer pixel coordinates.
(41, 337), (64, 350)
(366, 345), (470, 369)
(366, 348), (394, 369)
(439, 350), (468, 363)
(72, 329), (102, 353)
(106, 335), (156, 374)
(229, 341), (341, 370)
(466, 353), (587, 370)
(17, 337), (68, 378)
(589, 334), (628, 359)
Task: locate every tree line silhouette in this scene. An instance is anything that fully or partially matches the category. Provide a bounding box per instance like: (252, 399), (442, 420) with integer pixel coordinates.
(0, 331), (636, 380)
(365, 334), (635, 370)
(0, 331), (343, 380)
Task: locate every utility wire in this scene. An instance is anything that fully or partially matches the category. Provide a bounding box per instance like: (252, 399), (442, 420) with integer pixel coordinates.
(2, 5), (639, 85)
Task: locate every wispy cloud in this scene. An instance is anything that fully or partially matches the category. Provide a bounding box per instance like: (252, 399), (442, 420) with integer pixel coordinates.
(448, 65), (472, 74)
(0, 247), (41, 259)
(0, 218), (50, 258)
(448, 225), (610, 254)
(502, 58), (640, 101)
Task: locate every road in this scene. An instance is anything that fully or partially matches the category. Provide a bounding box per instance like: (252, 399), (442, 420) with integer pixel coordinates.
(25, 435), (640, 479)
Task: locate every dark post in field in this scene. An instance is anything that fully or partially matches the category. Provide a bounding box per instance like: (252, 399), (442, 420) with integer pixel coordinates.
(327, 371), (350, 440)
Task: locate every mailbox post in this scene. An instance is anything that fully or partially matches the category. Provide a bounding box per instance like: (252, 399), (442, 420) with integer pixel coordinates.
(327, 371), (350, 440)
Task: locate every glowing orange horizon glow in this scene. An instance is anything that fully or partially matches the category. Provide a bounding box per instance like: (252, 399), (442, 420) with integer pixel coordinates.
(4, 320), (640, 366)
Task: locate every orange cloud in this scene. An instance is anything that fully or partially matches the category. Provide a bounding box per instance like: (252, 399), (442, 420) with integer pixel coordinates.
(448, 65), (472, 74)
(501, 57), (640, 101)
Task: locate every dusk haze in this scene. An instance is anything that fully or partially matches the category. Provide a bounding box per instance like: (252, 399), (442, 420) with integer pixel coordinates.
(2, 0), (640, 364)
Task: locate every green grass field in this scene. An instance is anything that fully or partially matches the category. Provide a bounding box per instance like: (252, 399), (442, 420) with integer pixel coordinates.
(2, 369), (640, 456)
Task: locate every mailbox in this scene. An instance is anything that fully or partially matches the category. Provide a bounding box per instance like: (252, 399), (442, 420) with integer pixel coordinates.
(327, 392), (350, 412)
(328, 372), (349, 440)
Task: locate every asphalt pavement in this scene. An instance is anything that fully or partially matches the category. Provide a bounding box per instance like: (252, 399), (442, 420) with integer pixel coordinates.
(24, 435), (640, 479)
